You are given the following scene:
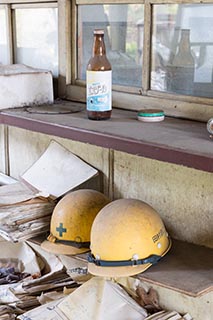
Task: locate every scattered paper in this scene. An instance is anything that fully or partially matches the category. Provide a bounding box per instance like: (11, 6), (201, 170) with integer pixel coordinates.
(0, 140), (99, 242)
(0, 173), (17, 186)
(18, 298), (67, 320)
(18, 277), (147, 320)
(58, 277), (147, 320)
(0, 182), (39, 206)
(0, 241), (41, 275)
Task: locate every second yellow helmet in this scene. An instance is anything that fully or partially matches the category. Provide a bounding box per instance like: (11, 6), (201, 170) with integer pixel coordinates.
(88, 198), (171, 277)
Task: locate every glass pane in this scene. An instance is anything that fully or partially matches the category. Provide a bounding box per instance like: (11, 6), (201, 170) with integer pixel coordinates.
(151, 4), (213, 98)
(78, 4), (144, 87)
(0, 7), (9, 64)
(14, 8), (58, 77)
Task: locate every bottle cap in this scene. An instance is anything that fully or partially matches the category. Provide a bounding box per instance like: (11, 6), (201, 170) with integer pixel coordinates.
(94, 29), (104, 35)
(137, 109), (165, 122)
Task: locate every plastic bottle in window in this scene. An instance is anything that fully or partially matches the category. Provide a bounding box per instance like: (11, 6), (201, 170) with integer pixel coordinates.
(171, 29), (195, 94)
(86, 29), (112, 120)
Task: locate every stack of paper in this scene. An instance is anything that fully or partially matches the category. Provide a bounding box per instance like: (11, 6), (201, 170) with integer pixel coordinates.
(0, 241), (80, 320)
(17, 277), (148, 320)
(16, 276), (193, 320)
(0, 140), (98, 242)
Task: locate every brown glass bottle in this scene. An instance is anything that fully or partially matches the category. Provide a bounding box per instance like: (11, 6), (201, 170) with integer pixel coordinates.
(86, 29), (112, 120)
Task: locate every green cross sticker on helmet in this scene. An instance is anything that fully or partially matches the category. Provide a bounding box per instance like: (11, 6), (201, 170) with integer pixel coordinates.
(56, 223), (67, 237)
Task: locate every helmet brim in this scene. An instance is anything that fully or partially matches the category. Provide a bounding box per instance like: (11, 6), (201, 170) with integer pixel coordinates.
(41, 239), (90, 255)
(88, 238), (172, 277)
(88, 262), (151, 277)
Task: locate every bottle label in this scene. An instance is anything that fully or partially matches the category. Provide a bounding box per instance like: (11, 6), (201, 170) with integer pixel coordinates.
(86, 71), (112, 112)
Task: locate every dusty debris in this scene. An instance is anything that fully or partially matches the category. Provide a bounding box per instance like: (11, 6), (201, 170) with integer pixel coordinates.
(136, 284), (161, 314)
(144, 310), (193, 319)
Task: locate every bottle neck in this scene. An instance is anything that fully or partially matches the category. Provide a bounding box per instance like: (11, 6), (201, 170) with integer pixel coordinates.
(93, 35), (106, 56)
(179, 30), (191, 52)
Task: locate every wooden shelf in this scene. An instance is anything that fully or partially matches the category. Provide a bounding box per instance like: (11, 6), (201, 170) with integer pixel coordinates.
(0, 100), (213, 173)
(30, 236), (213, 297)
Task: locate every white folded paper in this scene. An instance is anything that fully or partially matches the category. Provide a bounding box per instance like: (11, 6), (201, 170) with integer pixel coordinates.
(18, 277), (148, 320)
(0, 140), (98, 205)
(21, 140), (98, 199)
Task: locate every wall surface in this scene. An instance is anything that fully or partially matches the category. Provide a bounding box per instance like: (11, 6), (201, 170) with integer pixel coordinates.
(7, 127), (111, 195)
(113, 151), (213, 248)
(3, 126), (213, 249)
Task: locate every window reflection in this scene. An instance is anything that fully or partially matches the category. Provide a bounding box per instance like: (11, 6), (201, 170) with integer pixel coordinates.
(151, 4), (213, 98)
(78, 4), (144, 88)
(14, 8), (58, 77)
(0, 8), (9, 65)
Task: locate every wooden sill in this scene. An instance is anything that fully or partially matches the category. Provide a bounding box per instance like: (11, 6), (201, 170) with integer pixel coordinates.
(0, 100), (212, 173)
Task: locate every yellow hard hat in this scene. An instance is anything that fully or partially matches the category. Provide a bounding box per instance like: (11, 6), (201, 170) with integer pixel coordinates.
(88, 198), (171, 277)
(41, 189), (110, 255)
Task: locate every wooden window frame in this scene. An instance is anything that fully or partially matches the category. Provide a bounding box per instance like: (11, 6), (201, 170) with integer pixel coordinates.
(58, 0), (213, 122)
(1, 0), (213, 121)
(0, 1), (58, 63)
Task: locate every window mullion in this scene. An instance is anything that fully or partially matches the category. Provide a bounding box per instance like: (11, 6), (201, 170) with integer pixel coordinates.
(58, 0), (71, 97)
(5, 4), (13, 64)
(71, 0), (77, 84)
(142, 1), (152, 94)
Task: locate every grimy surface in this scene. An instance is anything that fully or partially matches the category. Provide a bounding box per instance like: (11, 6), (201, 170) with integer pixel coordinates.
(138, 239), (213, 297)
(0, 100), (212, 172)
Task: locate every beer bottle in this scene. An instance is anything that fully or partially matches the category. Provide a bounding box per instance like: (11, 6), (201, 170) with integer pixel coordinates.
(86, 29), (112, 120)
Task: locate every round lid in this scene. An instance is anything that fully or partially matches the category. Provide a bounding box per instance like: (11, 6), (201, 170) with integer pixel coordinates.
(137, 109), (165, 122)
(138, 109), (164, 117)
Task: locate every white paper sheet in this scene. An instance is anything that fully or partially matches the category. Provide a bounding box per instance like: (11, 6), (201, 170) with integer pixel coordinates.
(18, 277), (147, 320)
(21, 140), (98, 198)
(18, 298), (67, 320)
(58, 277), (147, 320)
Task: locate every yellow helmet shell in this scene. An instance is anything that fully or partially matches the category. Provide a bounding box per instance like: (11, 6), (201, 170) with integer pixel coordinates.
(41, 189), (110, 255)
(88, 199), (171, 277)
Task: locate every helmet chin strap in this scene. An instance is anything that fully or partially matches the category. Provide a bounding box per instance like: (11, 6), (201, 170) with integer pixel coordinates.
(87, 253), (162, 267)
(47, 233), (90, 248)
(55, 239), (90, 248)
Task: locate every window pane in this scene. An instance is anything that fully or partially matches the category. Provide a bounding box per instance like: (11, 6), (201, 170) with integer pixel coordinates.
(151, 4), (213, 98)
(14, 8), (58, 77)
(78, 4), (143, 88)
(0, 8), (9, 64)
